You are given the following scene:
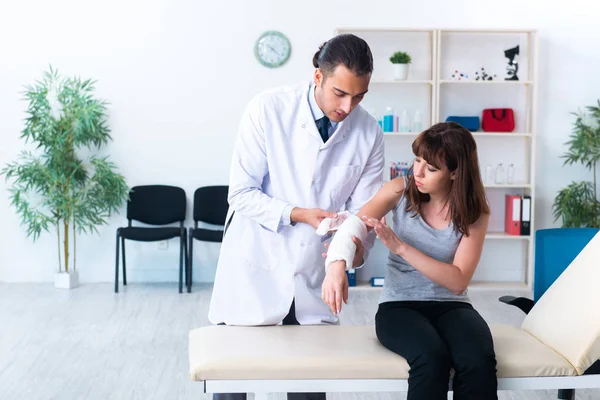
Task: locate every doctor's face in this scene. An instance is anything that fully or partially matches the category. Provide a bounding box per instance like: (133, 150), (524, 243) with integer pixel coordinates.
(314, 65), (370, 123)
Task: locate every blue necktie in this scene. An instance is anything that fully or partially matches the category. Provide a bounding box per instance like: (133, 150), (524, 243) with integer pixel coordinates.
(316, 116), (329, 143)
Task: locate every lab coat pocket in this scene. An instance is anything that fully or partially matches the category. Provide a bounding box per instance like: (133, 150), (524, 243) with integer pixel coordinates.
(224, 213), (282, 272)
(246, 226), (282, 271)
(330, 165), (361, 204)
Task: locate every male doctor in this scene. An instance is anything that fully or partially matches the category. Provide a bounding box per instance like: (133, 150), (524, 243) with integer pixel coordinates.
(209, 33), (384, 400)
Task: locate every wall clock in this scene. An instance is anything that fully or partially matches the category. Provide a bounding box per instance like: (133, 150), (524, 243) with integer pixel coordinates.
(254, 30), (291, 68)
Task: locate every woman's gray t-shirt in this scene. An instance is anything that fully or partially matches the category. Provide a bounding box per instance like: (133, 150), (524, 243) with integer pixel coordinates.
(379, 187), (469, 304)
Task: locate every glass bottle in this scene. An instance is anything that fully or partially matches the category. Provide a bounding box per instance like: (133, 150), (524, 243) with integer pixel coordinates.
(413, 110), (422, 132)
(401, 110), (410, 132)
(495, 163), (505, 184)
(486, 164), (494, 184)
(507, 163), (515, 184)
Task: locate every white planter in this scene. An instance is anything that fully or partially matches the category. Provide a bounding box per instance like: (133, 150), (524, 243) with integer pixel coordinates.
(55, 270), (79, 289)
(393, 64), (410, 80)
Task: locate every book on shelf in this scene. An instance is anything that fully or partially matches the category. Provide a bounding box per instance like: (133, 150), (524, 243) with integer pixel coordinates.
(504, 194), (531, 236)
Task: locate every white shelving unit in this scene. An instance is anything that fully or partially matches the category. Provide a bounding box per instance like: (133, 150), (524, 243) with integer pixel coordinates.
(335, 27), (538, 292)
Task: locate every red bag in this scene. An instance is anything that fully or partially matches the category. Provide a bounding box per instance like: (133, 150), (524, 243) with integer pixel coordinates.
(482, 108), (515, 132)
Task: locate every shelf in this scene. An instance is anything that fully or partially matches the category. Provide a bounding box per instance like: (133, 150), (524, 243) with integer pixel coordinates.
(440, 29), (536, 34)
(471, 132), (532, 137)
(349, 280), (529, 292)
(383, 132), (419, 136)
(484, 183), (531, 189)
(485, 232), (531, 240)
(336, 27), (435, 33)
(376, 232), (530, 241)
(440, 80), (533, 85)
(381, 180), (532, 190)
(349, 281), (383, 291)
(384, 132), (531, 137)
(467, 281), (529, 292)
(371, 80), (434, 85)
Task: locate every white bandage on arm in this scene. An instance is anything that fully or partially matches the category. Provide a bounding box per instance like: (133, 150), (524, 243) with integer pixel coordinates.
(325, 215), (368, 272)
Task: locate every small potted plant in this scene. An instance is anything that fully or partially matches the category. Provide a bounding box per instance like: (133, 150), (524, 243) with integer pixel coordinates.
(390, 51), (412, 80)
(1, 67), (129, 289)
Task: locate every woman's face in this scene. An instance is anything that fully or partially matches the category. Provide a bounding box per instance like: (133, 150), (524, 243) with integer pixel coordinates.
(412, 156), (453, 195)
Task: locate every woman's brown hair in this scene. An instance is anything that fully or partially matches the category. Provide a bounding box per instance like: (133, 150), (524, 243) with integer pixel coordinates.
(404, 121), (490, 236)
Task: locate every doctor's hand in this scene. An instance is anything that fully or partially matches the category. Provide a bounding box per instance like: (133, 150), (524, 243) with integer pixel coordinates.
(321, 261), (348, 315)
(362, 216), (405, 256)
(291, 207), (337, 230)
(321, 237), (364, 268)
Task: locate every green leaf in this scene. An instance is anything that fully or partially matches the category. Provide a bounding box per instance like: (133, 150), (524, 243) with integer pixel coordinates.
(561, 109), (600, 169)
(1, 66), (130, 246)
(552, 181), (599, 228)
(554, 101), (600, 228)
(389, 51), (411, 64)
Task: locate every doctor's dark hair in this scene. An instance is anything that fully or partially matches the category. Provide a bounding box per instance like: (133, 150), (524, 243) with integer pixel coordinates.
(404, 122), (490, 237)
(312, 34), (373, 77)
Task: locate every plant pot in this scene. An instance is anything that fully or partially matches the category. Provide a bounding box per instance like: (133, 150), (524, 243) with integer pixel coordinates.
(55, 270), (79, 289)
(393, 64), (410, 80)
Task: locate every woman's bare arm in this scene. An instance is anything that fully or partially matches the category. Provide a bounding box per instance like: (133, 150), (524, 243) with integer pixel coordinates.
(357, 177), (405, 223)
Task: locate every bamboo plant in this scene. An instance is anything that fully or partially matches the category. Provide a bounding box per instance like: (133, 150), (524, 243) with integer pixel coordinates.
(552, 100), (600, 228)
(1, 67), (129, 273)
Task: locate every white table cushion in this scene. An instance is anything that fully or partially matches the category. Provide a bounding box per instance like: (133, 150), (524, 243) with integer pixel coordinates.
(189, 324), (576, 381)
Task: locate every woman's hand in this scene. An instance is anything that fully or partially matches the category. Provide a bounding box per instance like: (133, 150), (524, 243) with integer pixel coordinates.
(362, 216), (405, 255)
(321, 260), (348, 315)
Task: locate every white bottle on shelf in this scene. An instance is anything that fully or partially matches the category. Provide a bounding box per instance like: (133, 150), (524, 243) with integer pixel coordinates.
(495, 163), (505, 184)
(400, 110), (410, 132)
(413, 110), (422, 132)
(486, 164), (494, 184)
(507, 163), (515, 184)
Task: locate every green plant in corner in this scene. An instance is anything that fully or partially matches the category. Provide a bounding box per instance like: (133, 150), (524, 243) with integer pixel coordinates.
(1, 66), (129, 274)
(552, 100), (600, 228)
(389, 51), (412, 64)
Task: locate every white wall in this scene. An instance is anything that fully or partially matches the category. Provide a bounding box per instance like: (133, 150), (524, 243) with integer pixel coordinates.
(0, 0), (598, 283)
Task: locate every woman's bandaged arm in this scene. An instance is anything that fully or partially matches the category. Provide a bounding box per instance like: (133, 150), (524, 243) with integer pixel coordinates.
(324, 215), (368, 272)
(324, 179), (406, 271)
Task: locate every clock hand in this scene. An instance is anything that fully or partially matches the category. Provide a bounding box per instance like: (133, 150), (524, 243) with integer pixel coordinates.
(266, 44), (282, 57)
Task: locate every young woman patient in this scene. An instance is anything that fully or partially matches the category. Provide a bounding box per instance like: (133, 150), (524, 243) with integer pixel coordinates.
(322, 121), (498, 400)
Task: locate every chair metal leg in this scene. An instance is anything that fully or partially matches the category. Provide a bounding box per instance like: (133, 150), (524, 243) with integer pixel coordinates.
(558, 389), (575, 399)
(185, 233), (191, 293)
(178, 236), (183, 293)
(121, 237), (127, 286)
(184, 237), (189, 289)
(188, 231), (193, 293)
(115, 230), (120, 293)
(183, 231), (189, 291)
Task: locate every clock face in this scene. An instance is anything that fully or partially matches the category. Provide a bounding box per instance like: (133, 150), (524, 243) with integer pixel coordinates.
(254, 31), (291, 68)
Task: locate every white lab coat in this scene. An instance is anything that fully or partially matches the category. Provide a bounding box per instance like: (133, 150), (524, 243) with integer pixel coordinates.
(208, 80), (384, 326)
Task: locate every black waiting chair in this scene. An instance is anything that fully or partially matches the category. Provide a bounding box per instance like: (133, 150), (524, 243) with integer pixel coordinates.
(115, 185), (188, 293)
(187, 186), (229, 293)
